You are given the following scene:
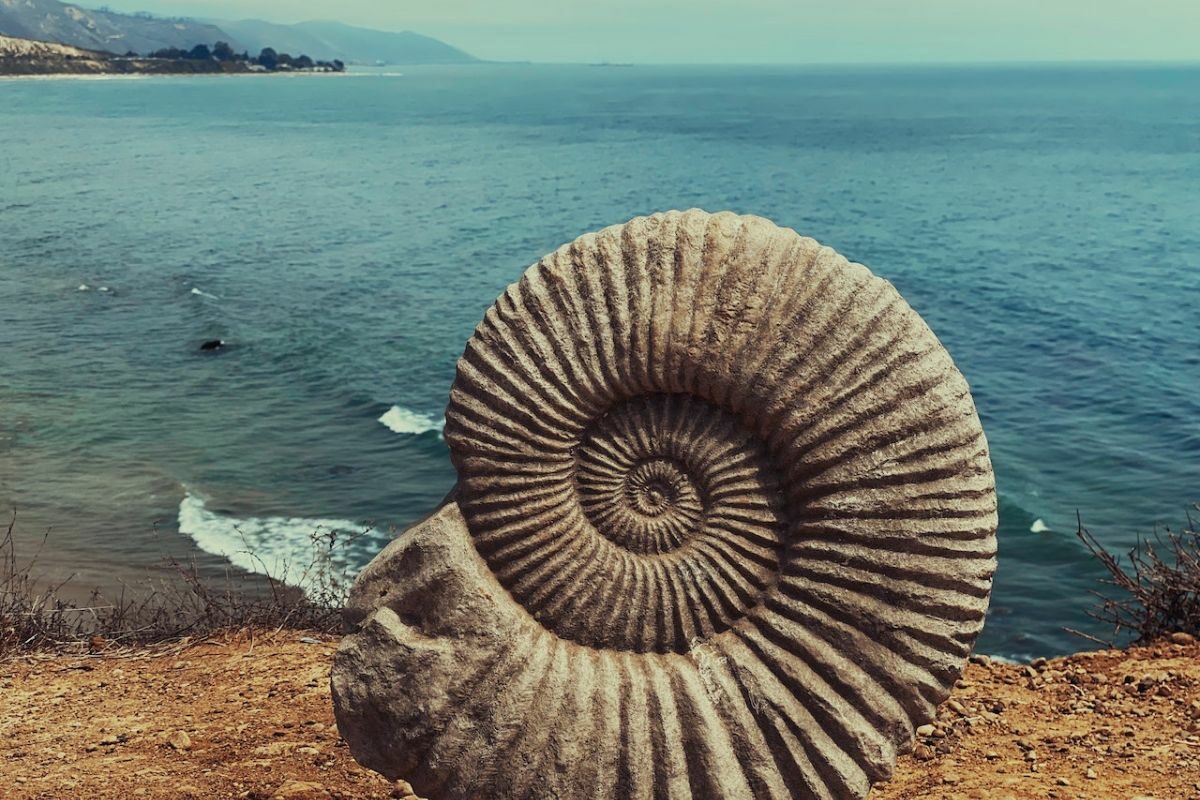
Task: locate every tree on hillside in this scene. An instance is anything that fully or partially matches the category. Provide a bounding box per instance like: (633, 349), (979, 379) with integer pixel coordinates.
(187, 43), (211, 60)
(294, 54), (314, 70)
(212, 41), (235, 62)
(257, 47), (278, 69)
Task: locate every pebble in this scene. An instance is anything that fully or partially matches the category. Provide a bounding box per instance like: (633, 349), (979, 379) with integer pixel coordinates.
(271, 781), (331, 800)
(167, 730), (193, 751)
(1169, 632), (1196, 645)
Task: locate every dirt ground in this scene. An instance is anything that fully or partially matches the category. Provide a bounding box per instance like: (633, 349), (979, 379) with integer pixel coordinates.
(2, 631), (1198, 800)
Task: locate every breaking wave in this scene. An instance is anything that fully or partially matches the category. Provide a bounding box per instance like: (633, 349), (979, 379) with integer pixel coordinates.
(177, 493), (372, 585)
(378, 405), (444, 437)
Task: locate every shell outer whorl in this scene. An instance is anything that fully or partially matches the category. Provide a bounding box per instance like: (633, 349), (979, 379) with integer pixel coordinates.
(444, 208), (995, 650)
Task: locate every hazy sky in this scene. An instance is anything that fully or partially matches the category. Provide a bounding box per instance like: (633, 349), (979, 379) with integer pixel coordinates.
(97, 0), (1200, 64)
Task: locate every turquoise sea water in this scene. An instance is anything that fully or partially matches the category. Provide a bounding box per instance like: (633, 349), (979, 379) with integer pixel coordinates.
(1, 64), (1198, 659)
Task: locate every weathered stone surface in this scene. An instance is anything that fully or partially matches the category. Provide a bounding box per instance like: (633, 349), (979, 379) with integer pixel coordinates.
(332, 210), (998, 799)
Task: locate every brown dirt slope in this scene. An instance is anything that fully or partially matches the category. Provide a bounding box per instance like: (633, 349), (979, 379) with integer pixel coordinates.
(1, 631), (1198, 799)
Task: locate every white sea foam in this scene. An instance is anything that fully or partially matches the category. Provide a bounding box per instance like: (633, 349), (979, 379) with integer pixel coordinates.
(190, 287), (219, 299)
(177, 493), (369, 586)
(378, 405), (445, 437)
(78, 284), (89, 291)
(1030, 518), (1051, 533)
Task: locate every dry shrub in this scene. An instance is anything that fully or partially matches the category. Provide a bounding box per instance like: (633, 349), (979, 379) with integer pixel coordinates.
(1, 510), (376, 656)
(1076, 505), (1200, 646)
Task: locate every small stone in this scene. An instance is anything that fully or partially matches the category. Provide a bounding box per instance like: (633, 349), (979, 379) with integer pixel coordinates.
(1055, 777), (1070, 786)
(1086, 767), (1097, 780)
(167, 730), (193, 751)
(271, 781), (331, 800)
(913, 744), (936, 761)
(390, 780), (427, 799)
(1169, 632), (1196, 645)
(916, 724), (936, 737)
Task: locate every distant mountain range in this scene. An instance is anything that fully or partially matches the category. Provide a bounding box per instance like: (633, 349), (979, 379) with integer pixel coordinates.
(211, 19), (476, 65)
(0, 0), (228, 55)
(0, 0), (477, 64)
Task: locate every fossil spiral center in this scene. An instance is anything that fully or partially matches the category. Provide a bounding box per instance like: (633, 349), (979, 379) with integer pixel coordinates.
(574, 393), (784, 571)
(460, 391), (787, 653)
(614, 458), (701, 543)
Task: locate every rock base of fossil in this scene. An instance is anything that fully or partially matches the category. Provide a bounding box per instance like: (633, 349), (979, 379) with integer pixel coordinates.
(335, 502), (902, 800)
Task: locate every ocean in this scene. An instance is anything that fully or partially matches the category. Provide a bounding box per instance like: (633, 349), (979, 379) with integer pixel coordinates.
(1, 63), (1198, 660)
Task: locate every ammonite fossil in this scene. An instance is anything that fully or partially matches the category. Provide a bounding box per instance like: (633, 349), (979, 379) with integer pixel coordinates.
(332, 210), (997, 800)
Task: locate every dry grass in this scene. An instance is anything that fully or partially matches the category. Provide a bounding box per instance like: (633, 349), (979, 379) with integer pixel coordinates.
(0, 510), (372, 656)
(1076, 504), (1200, 646)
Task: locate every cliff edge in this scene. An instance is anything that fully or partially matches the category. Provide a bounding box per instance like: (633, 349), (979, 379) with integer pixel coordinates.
(0, 630), (1197, 799)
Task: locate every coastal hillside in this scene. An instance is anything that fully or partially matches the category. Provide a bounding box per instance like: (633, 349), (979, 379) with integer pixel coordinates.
(1, 631), (1197, 799)
(211, 19), (478, 65)
(0, 0), (231, 54)
(0, 33), (344, 75)
(0, 30), (92, 58)
(0, 0), (477, 64)
(0, 31), (123, 72)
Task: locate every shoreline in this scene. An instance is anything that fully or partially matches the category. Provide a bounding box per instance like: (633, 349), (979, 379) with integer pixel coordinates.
(0, 70), (358, 81)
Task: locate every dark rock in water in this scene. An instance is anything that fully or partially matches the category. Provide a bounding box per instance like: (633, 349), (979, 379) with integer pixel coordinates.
(200, 339), (225, 352)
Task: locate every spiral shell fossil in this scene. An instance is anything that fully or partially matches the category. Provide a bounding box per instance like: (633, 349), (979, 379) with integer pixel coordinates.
(332, 210), (998, 800)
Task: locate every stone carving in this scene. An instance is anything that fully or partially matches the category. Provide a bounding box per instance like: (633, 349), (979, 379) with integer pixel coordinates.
(332, 210), (998, 799)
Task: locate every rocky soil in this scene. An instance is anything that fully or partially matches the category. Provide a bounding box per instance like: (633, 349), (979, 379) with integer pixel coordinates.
(1, 630), (1197, 799)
